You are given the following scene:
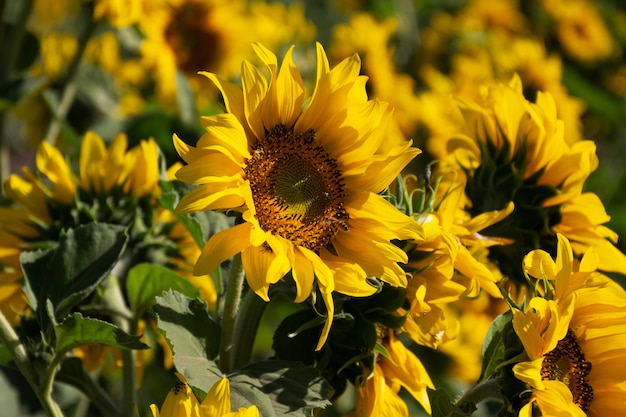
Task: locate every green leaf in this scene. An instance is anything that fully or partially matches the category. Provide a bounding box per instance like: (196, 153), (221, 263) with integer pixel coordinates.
(0, 345), (12, 366)
(152, 290), (222, 395)
(54, 313), (148, 356)
(126, 263), (200, 316)
(21, 223), (128, 326)
(479, 310), (513, 381)
(427, 388), (474, 417)
(228, 360), (331, 417)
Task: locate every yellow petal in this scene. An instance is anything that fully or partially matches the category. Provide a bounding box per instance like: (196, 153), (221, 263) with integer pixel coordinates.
(194, 223), (252, 276)
(201, 377), (230, 417)
(241, 60), (267, 142)
(176, 183), (245, 214)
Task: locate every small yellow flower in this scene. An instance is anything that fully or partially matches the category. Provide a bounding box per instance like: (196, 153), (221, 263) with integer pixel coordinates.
(150, 374), (259, 417)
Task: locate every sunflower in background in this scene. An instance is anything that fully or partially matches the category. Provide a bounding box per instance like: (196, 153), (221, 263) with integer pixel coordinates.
(139, 0), (315, 110)
(0, 131), (216, 322)
(428, 75), (626, 288)
(511, 233), (626, 416)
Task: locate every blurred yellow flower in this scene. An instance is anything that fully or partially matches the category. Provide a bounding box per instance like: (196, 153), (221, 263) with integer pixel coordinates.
(139, 0), (314, 108)
(541, 0), (616, 63)
(174, 43), (421, 349)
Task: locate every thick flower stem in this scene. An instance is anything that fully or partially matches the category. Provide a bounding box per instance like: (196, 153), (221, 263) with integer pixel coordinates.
(0, 310), (64, 417)
(219, 252), (245, 373)
(454, 376), (504, 411)
(229, 290), (268, 370)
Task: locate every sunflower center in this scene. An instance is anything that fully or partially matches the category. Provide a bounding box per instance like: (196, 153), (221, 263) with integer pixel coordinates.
(164, 1), (223, 75)
(243, 124), (348, 252)
(540, 329), (593, 413)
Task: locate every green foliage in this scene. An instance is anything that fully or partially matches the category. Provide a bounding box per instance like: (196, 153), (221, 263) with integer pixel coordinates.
(152, 290), (222, 396)
(428, 388), (475, 417)
(229, 360), (331, 417)
(21, 223), (128, 329)
(126, 263), (200, 316)
(54, 313), (148, 355)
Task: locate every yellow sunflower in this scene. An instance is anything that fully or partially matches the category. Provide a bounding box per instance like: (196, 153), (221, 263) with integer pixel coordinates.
(541, 0), (615, 63)
(139, 0), (315, 108)
(512, 234), (626, 416)
(0, 131), (215, 325)
(429, 74), (626, 286)
(150, 373), (259, 417)
(173, 42), (422, 349)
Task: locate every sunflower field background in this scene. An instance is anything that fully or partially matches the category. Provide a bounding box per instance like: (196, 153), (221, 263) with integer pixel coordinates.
(1, 0), (626, 416)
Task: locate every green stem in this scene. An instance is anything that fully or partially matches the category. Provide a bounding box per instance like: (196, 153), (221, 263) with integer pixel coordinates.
(0, 0), (35, 187)
(218, 253), (245, 373)
(454, 376), (505, 411)
(0, 310), (38, 387)
(229, 290), (268, 370)
(0, 310), (64, 417)
(102, 275), (136, 417)
(44, 2), (96, 145)
(4, 0), (34, 79)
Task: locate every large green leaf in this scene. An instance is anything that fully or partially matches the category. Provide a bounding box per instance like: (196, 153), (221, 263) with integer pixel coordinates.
(152, 290), (222, 396)
(54, 313), (148, 356)
(228, 360), (331, 417)
(21, 223), (128, 326)
(126, 263), (200, 316)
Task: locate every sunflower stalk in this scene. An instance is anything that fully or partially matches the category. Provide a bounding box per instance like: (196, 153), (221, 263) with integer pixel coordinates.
(101, 274), (137, 417)
(218, 252), (246, 373)
(44, 1), (97, 145)
(229, 289), (268, 370)
(0, 310), (64, 417)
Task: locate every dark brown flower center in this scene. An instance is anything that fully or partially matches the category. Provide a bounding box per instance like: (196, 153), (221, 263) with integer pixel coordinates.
(541, 329), (593, 413)
(164, 1), (223, 75)
(243, 124), (348, 252)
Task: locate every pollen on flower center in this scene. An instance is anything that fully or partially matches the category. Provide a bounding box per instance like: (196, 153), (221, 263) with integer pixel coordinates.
(243, 124), (348, 252)
(540, 329), (593, 413)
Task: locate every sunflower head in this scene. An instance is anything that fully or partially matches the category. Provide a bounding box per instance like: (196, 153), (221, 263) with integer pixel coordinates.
(433, 74), (624, 286)
(174, 42), (422, 349)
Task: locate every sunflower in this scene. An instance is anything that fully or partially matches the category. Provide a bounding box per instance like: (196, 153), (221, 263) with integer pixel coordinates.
(150, 373), (259, 417)
(512, 234), (626, 416)
(540, 0), (615, 63)
(429, 74), (626, 286)
(139, 0), (315, 107)
(0, 131), (216, 325)
(173, 42), (422, 349)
